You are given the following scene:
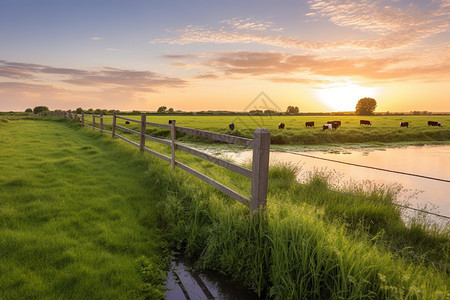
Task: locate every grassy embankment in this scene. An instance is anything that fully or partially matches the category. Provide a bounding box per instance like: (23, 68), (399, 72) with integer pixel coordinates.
(102, 115), (450, 298)
(0, 119), (168, 298)
(1, 118), (449, 299)
(116, 114), (450, 146)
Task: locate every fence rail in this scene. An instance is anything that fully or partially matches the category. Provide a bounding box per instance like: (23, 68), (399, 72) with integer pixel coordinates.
(78, 112), (269, 214)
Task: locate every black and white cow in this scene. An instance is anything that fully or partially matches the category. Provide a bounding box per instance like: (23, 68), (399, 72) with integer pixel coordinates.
(428, 121), (442, 127)
(322, 124), (332, 131)
(278, 123), (285, 129)
(400, 122), (409, 128)
(229, 123), (235, 131)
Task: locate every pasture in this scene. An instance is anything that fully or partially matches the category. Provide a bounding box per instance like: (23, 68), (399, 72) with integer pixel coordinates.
(1, 117), (449, 299)
(113, 114), (450, 145)
(0, 119), (167, 298)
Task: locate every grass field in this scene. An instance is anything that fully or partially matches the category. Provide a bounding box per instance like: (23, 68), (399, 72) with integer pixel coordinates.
(106, 114), (450, 145)
(0, 119), (167, 299)
(1, 117), (449, 299)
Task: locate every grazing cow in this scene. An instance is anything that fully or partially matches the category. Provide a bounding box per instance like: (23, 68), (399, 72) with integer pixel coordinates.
(322, 124), (332, 131)
(428, 121), (442, 127)
(125, 121), (130, 124)
(278, 123), (285, 129)
(360, 120), (372, 126)
(327, 120), (341, 128)
(400, 122), (409, 128)
(305, 121), (314, 127)
(229, 123), (235, 131)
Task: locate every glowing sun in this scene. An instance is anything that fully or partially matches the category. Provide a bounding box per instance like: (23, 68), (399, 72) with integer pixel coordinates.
(316, 83), (377, 112)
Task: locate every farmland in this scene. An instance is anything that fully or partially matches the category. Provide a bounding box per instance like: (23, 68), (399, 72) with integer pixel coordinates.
(1, 117), (449, 299)
(110, 114), (450, 145)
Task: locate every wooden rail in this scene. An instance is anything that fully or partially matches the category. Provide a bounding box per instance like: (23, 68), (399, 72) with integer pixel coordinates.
(77, 112), (270, 214)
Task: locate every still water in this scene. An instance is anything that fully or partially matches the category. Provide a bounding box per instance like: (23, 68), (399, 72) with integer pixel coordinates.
(224, 145), (450, 219)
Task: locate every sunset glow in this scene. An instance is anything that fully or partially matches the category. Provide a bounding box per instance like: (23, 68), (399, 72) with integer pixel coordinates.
(316, 83), (378, 112)
(0, 1), (449, 112)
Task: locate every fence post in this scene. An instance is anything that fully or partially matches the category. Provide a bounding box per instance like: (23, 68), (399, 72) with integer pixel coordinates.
(140, 113), (146, 151)
(170, 120), (176, 172)
(250, 128), (270, 215)
(112, 112), (116, 138)
(92, 114), (95, 130)
(100, 113), (104, 133)
(81, 112), (85, 126)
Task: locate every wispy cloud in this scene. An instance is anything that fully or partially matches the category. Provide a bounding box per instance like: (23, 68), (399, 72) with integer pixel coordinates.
(152, 1), (449, 51)
(90, 37), (102, 41)
(167, 49), (450, 83)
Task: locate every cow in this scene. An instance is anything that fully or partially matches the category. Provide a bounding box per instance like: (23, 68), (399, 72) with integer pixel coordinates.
(400, 122), (409, 128)
(305, 121), (314, 127)
(229, 123), (235, 131)
(428, 121), (442, 127)
(322, 124), (332, 131)
(125, 121), (130, 124)
(360, 120), (372, 126)
(327, 120), (341, 128)
(278, 123), (285, 129)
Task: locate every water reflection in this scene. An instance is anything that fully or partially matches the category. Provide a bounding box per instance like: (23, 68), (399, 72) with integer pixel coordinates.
(222, 145), (450, 218)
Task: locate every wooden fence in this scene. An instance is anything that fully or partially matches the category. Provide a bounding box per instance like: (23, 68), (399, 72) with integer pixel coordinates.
(79, 112), (270, 214)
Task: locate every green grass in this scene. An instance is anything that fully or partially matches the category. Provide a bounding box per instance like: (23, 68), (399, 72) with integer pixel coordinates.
(2, 118), (449, 299)
(107, 114), (450, 145)
(0, 119), (167, 299)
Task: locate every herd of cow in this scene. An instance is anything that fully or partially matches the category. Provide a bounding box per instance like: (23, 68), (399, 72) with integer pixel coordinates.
(227, 120), (443, 131)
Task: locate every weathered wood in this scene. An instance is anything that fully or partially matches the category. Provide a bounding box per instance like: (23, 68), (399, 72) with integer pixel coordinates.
(102, 129), (113, 135)
(115, 133), (140, 148)
(81, 112), (85, 126)
(170, 120), (176, 172)
(175, 143), (252, 178)
(116, 115), (140, 124)
(112, 112), (117, 138)
(144, 134), (171, 146)
(176, 161), (250, 207)
(92, 114), (95, 130)
(145, 121), (171, 130)
(140, 114), (146, 151)
(100, 113), (104, 133)
(250, 128), (270, 215)
(115, 125), (140, 135)
(175, 126), (253, 147)
(143, 147), (172, 163)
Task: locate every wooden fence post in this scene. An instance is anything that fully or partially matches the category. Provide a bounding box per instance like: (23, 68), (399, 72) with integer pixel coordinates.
(140, 113), (146, 151)
(170, 120), (176, 172)
(250, 128), (270, 215)
(81, 112), (85, 126)
(112, 112), (116, 138)
(100, 113), (104, 133)
(92, 114), (95, 130)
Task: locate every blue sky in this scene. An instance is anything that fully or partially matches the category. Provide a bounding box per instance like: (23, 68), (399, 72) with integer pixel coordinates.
(1, 0), (449, 112)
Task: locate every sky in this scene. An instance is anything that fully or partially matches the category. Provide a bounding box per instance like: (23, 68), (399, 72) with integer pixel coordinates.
(0, 0), (449, 113)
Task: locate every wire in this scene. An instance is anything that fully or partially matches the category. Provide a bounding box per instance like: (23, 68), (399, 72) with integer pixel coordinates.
(269, 177), (450, 220)
(274, 149), (450, 183)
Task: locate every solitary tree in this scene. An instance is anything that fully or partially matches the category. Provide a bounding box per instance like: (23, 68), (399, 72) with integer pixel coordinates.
(33, 106), (49, 115)
(355, 97), (377, 115)
(25, 108), (33, 113)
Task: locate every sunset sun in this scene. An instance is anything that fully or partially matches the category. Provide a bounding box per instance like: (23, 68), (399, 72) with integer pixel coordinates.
(316, 83), (377, 112)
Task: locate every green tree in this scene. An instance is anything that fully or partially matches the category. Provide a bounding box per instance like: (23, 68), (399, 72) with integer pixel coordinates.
(157, 106), (167, 113)
(167, 108), (174, 113)
(25, 108), (33, 113)
(355, 97), (377, 115)
(75, 107), (83, 114)
(33, 106), (49, 115)
(286, 106), (299, 114)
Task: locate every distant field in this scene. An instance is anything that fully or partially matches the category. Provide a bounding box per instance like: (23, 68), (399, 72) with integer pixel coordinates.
(109, 115), (450, 145)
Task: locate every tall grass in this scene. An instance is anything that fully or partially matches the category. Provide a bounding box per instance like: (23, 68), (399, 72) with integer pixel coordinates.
(156, 160), (449, 298)
(0, 119), (168, 299)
